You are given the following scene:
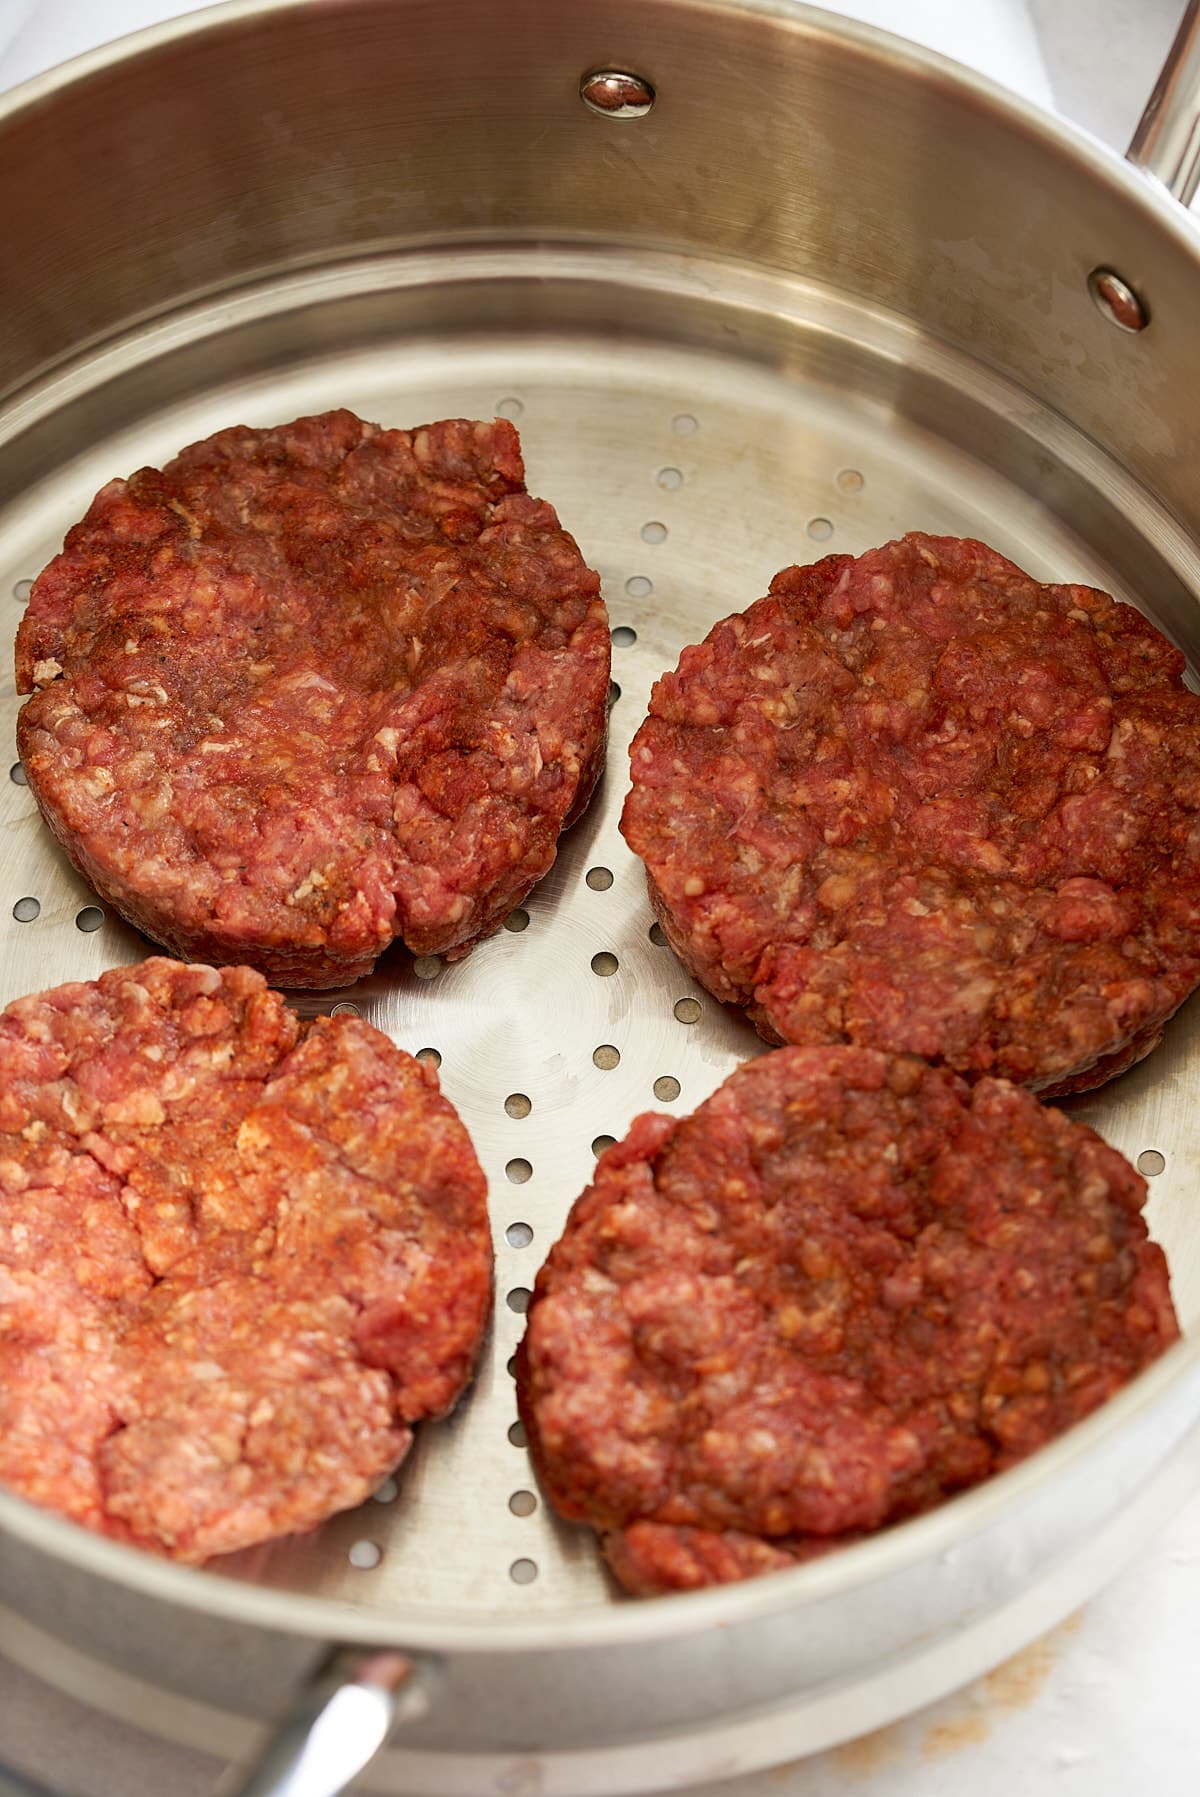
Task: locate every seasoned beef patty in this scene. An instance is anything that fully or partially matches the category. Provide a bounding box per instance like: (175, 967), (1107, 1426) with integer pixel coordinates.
(16, 410), (609, 988)
(620, 533), (1200, 1095)
(517, 1047), (1177, 1595)
(0, 958), (491, 1562)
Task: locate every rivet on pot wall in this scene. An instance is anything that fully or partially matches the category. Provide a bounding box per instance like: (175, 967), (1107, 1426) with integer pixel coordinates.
(580, 70), (656, 118)
(1087, 268), (1149, 332)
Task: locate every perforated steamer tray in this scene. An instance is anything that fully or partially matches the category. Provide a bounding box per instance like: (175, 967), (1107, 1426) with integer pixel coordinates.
(2, 284), (1200, 1634)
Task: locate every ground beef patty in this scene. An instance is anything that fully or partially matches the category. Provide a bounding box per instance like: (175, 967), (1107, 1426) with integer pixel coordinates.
(16, 410), (609, 988)
(621, 533), (1200, 1096)
(0, 957), (491, 1562)
(517, 1048), (1177, 1595)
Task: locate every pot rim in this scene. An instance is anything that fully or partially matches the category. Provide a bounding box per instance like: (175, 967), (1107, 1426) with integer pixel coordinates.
(1, 1338), (1195, 1651)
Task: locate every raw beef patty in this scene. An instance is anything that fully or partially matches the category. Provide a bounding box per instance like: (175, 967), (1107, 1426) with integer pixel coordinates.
(17, 410), (609, 987)
(621, 533), (1200, 1095)
(0, 957), (491, 1561)
(517, 1046), (1177, 1594)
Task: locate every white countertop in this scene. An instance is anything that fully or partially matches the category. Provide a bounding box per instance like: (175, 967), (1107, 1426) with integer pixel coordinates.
(0, 4), (1197, 1795)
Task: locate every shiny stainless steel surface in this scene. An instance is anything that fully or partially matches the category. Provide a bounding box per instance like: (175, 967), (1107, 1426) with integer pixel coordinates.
(1, 2), (1200, 1792)
(1128, 0), (1200, 205)
(227, 1653), (424, 1797)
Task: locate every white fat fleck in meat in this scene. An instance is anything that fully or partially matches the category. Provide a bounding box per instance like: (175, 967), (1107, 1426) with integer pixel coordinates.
(32, 658), (62, 685)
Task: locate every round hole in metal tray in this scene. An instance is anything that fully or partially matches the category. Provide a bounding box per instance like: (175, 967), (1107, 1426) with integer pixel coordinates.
(503, 907), (530, 933)
(625, 575), (652, 598)
(671, 412), (699, 436)
(585, 865), (613, 890)
(412, 954), (442, 980)
(653, 1075), (681, 1102)
(807, 515), (834, 541)
(506, 1287), (531, 1314)
(347, 1540), (382, 1571)
(1138, 1149), (1166, 1177)
(505, 1158), (533, 1184)
(640, 520), (667, 544)
(495, 395), (524, 418)
(12, 578), (32, 602)
(509, 1557), (538, 1585)
(372, 1478), (398, 1506)
(590, 951), (618, 977)
(648, 922), (668, 947)
(507, 1421), (527, 1449)
(608, 679), (621, 704)
(592, 1133), (617, 1156)
(75, 906), (104, 933)
(415, 1046), (441, 1070)
(611, 625), (637, 647)
(656, 466), (683, 490)
(508, 1489), (537, 1517)
(330, 999), (360, 1015)
(504, 1092), (531, 1119)
(506, 1222), (533, 1249)
(673, 997), (701, 1024)
(9, 761), (27, 786)
(12, 896), (40, 923)
(592, 1044), (620, 1070)
(837, 467), (865, 493)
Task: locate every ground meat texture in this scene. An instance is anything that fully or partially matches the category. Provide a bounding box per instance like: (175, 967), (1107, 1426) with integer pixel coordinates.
(0, 958), (491, 1561)
(16, 411), (609, 988)
(516, 1048), (1177, 1595)
(620, 533), (1200, 1095)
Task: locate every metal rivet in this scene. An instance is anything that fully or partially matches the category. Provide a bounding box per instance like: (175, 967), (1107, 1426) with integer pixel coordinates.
(580, 69), (655, 119)
(1088, 268), (1149, 332)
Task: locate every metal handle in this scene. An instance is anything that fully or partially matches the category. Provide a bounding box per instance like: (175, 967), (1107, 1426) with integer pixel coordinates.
(222, 1650), (434, 1797)
(1127, 0), (1200, 205)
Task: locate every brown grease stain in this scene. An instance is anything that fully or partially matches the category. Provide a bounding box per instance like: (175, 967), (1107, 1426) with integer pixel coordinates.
(830, 1720), (907, 1776)
(817, 1610), (1088, 1779)
(924, 1714), (991, 1757)
(919, 1613), (1083, 1762)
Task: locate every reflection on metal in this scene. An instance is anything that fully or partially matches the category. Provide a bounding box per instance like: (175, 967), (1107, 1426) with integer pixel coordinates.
(1088, 267), (1150, 332)
(579, 69), (656, 118)
(1127, 0), (1200, 206)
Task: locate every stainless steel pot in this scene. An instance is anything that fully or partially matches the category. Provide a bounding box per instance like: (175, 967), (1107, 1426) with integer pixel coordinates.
(2, 3), (1200, 1794)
